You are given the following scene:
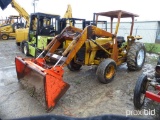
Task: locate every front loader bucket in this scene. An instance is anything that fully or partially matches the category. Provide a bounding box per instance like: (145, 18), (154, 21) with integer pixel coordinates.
(0, 0), (12, 10)
(15, 56), (70, 111)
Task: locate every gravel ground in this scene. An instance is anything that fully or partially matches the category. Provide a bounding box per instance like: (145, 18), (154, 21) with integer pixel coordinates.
(0, 40), (159, 120)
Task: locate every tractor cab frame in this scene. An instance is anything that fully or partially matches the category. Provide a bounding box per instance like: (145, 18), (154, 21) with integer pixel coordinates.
(23, 12), (60, 57)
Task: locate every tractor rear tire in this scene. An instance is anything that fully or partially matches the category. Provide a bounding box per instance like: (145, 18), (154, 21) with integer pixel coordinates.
(96, 58), (117, 84)
(23, 42), (29, 56)
(67, 60), (82, 71)
(1, 34), (9, 40)
(133, 74), (148, 109)
(127, 42), (146, 71)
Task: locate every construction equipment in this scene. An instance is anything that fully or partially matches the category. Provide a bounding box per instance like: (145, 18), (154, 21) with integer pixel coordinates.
(0, 0), (30, 42)
(18, 3), (82, 48)
(10, 0), (30, 44)
(20, 12), (61, 57)
(10, 0), (29, 27)
(19, 4), (105, 57)
(17, 4), (73, 46)
(20, 14), (86, 57)
(19, 3), (87, 57)
(17, 3), (74, 46)
(15, 10), (146, 111)
(0, 15), (24, 40)
(0, 0), (29, 40)
(0, 0), (85, 48)
(133, 56), (160, 109)
(63, 4), (72, 18)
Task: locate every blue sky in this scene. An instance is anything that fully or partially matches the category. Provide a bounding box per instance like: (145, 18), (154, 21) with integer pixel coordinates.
(0, 0), (159, 21)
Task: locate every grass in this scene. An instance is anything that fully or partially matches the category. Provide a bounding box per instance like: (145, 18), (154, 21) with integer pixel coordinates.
(122, 42), (160, 54)
(144, 43), (160, 54)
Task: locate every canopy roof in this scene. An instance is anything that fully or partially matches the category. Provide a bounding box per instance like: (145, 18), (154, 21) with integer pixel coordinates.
(95, 10), (139, 18)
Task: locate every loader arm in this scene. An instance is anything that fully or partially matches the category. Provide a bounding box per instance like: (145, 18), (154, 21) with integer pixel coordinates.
(44, 25), (115, 66)
(63, 25), (115, 65)
(11, 0), (29, 27)
(45, 26), (83, 52)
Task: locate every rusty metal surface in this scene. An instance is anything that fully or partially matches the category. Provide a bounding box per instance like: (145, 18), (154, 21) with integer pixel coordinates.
(95, 10), (139, 18)
(19, 69), (46, 108)
(15, 56), (70, 111)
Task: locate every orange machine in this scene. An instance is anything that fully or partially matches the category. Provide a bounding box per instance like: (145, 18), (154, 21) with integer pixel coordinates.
(15, 10), (146, 111)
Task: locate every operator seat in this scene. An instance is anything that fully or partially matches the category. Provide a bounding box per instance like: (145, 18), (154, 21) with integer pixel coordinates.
(116, 36), (125, 47)
(40, 26), (51, 36)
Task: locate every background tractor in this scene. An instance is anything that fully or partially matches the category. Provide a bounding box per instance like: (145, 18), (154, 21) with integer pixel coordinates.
(0, 15), (24, 40)
(20, 12), (61, 57)
(0, 0), (28, 41)
(0, 0), (30, 43)
(20, 13), (86, 57)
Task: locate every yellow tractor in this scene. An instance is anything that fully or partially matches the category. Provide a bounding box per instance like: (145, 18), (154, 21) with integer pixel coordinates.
(0, 0), (30, 42)
(0, 15), (24, 40)
(15, 10), (146, 111)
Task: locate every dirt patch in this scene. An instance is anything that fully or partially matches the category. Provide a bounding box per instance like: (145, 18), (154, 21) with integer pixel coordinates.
(0, 40), (160, 119)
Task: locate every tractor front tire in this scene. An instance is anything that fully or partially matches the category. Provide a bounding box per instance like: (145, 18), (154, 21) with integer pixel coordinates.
(127, 42), (146, 71)
(96, 58), (117, 84)
(133, 74), (148, 109)
(67, 60), (82, 71)
(20, 42), (24, 53)
(1, 34), (9, 40)
(23, 43), (29, 56)
(16, 42), (20, 46)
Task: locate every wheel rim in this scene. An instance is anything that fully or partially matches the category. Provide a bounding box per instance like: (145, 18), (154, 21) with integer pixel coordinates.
(139, 83), (146, 104)
(2, 35), (7, 40)
(24, 46), (27, 55)
(139, 79), (148, 105)
(137, 49), (144, 66)
(140, 93), (145, 104)
(106, 65), (115, 79)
